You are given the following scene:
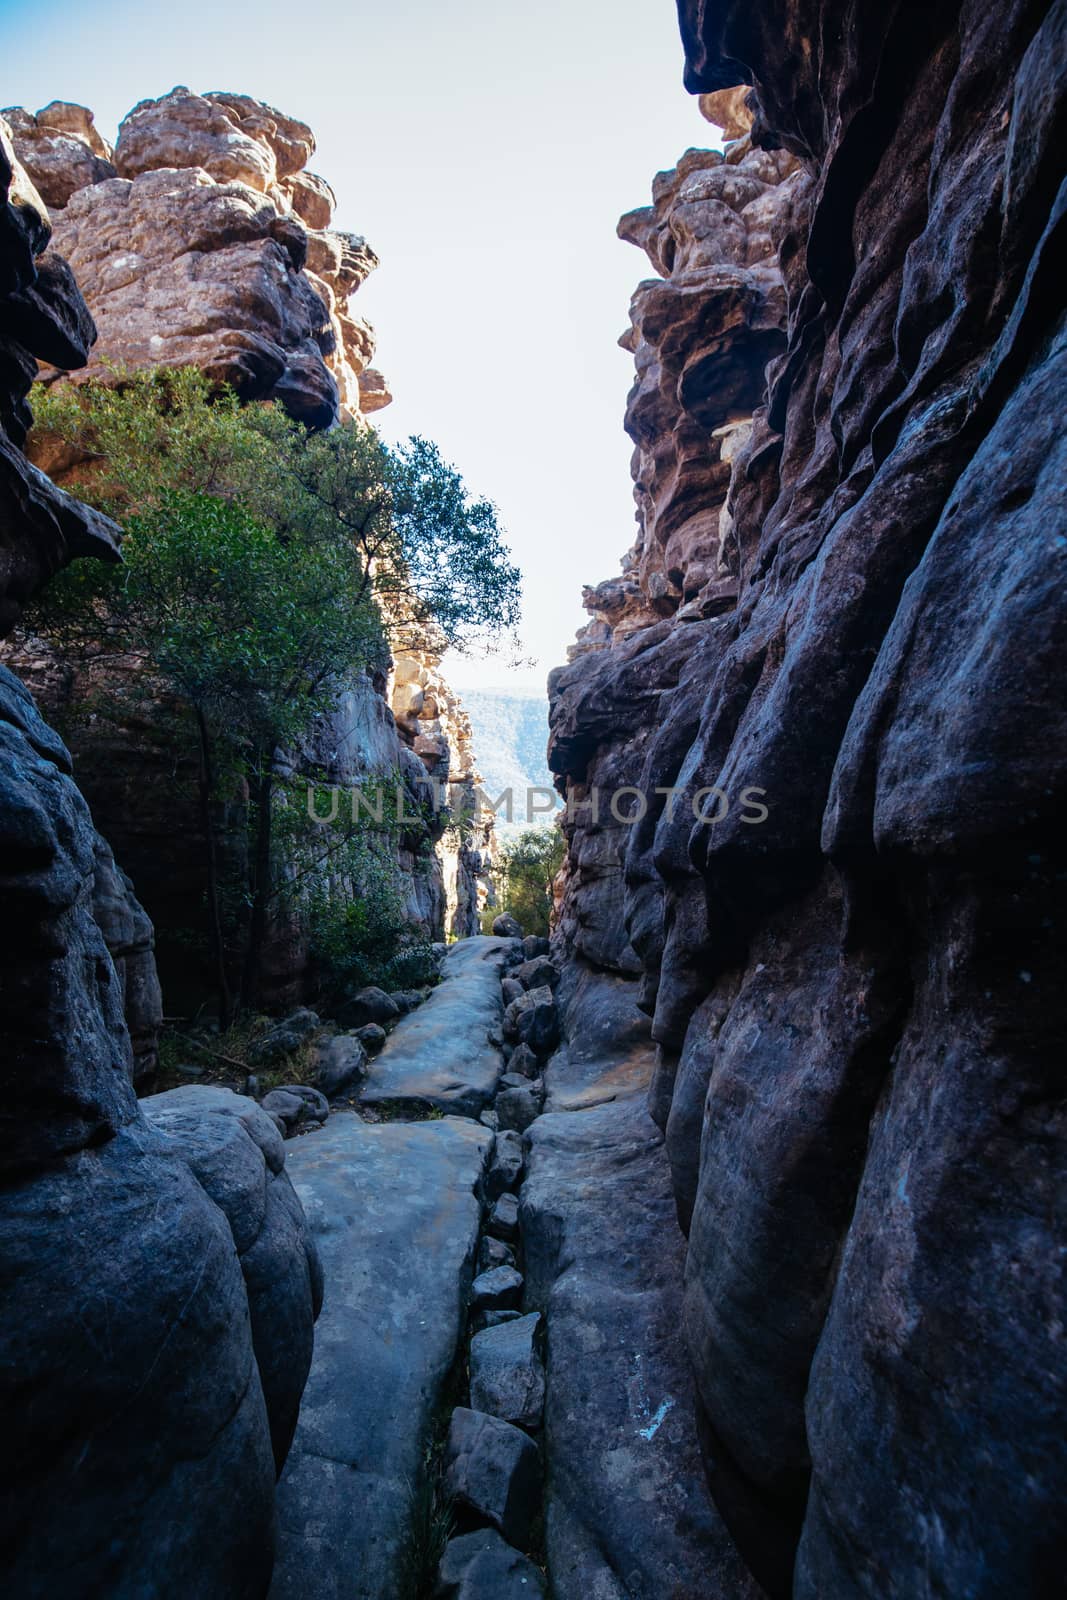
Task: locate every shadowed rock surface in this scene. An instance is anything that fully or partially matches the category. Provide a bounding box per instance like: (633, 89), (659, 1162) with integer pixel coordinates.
(359, 936), (515, 1116)
(270, 1114), (492, 1600)
(522, 972), (760, 1600)
(546, 2), (1067, 1595)
(0, 125), (319, 1597)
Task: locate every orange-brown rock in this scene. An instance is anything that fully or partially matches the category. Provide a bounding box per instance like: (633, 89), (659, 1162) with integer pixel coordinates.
(5, 87), (390, 428)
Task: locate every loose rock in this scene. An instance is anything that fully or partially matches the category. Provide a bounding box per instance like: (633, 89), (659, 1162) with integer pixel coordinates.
(507, 1043), (542, 1080)
(495, 1083), (544, 1135)
(443, 1408), (541, 1548)
(492, 913), (524, 939)
(355, 1022), (387, 1054)
(478, 1235), (517, 1274)
(470, 1265), (523, 1313)
(260, 1085), (329, 1135)
(503, 986), (559, 1056)
(513, 956), (558, 991)
(314, 1034), (367, 1098)
(434, 1529), (546, 1599)
(486, 1130), (525, 1199)
(336, 985), (400, 1029)
(469, 1313), (545, 1431)
(487, 1192), (520, 1243)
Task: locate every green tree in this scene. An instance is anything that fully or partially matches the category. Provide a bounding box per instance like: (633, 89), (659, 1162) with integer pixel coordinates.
(21, 370), (522, 1016)
(493, 826), (566, 938)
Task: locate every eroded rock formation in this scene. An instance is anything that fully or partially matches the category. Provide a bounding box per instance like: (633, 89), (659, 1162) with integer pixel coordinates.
(4, 88), (488, 1004)
(0, 124), (320, 1595)
(5, 88), (390, 426)
(550, 5), (1066, 1595)
(391, 645), (495, 937)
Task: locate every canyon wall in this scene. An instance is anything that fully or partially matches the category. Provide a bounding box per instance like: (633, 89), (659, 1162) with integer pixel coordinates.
(0, 116), (320, 1595)
(549, 3), (1066, 1595)
(4, 88), (491, 1014)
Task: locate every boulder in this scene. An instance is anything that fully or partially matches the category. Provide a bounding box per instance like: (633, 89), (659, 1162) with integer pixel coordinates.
(434, 1530), (546, 1599)
(336, 985), (400, 1029)
(314, 1034), (367, 1098)
(142, 1086), (323, 1467)
(501, 977), (524, 1006)
(521, 936), (550, 961)
(469, 1313), (545, 1431)
(492, 913), (523, 939)
(443, 1408), (541, 1548)
(89, 831), (162, 1084)
(487, 1192), (520, 1243)
(485, 1130), (525, 1199)
(470, 1265), (523, 1314)
(495, 1083), (544, 1135)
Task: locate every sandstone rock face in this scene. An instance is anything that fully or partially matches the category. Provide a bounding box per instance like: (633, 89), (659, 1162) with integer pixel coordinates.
(6, 87), (391, 427)
(549, 3), (1067, 1594)
(0, 118), (120, 633)
(390, 646), (495, 938)
(0, 661), (322, 1595)
(4, 88), (489, 1002)
(91, 829), (162, 1084)
(0, 143), (319, 1589)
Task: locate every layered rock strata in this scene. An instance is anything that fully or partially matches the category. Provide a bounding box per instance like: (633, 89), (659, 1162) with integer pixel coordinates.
(5, 89), (390, 426)
(549, 6), (1067, 1596)
(0, 130), (320, 1594)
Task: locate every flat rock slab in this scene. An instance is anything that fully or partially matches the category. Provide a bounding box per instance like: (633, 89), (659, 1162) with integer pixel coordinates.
(360, 936), (515, 1117)
(269, 1114), (492, 1600)
(522, 1095), (760, 1600)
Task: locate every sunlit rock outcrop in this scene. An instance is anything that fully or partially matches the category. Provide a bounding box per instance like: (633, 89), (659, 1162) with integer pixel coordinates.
(4, 88), (391, 427)
(550, 6), (1067, 1595)
(4, 87), (489, 1000)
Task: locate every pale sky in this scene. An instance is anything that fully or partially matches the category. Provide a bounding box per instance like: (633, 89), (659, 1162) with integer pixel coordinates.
(1, 0), (720, 692)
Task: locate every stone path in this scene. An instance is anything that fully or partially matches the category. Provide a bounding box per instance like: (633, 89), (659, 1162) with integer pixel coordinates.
(359, 936), (512, 1117)
(269, 1114), (491, 1600)
(269, 934), (752, 1599)
(520, 960), (758, 1598)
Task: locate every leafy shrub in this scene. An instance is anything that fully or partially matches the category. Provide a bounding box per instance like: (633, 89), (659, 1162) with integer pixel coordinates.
(490, 825), (566, 938)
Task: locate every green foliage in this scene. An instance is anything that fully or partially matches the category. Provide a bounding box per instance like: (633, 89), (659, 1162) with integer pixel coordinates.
(29, 369), (522, 655)
(492, 825), (565, 938)
(22, 369), (522, 1014)
(305, 838), (436, 994)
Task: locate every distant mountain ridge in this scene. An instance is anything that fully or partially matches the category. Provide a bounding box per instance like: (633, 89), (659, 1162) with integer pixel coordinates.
(460, 688), (555, 825)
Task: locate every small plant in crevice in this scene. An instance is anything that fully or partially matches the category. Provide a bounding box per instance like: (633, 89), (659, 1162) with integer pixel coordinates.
(396, 1472), (455, 1600)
